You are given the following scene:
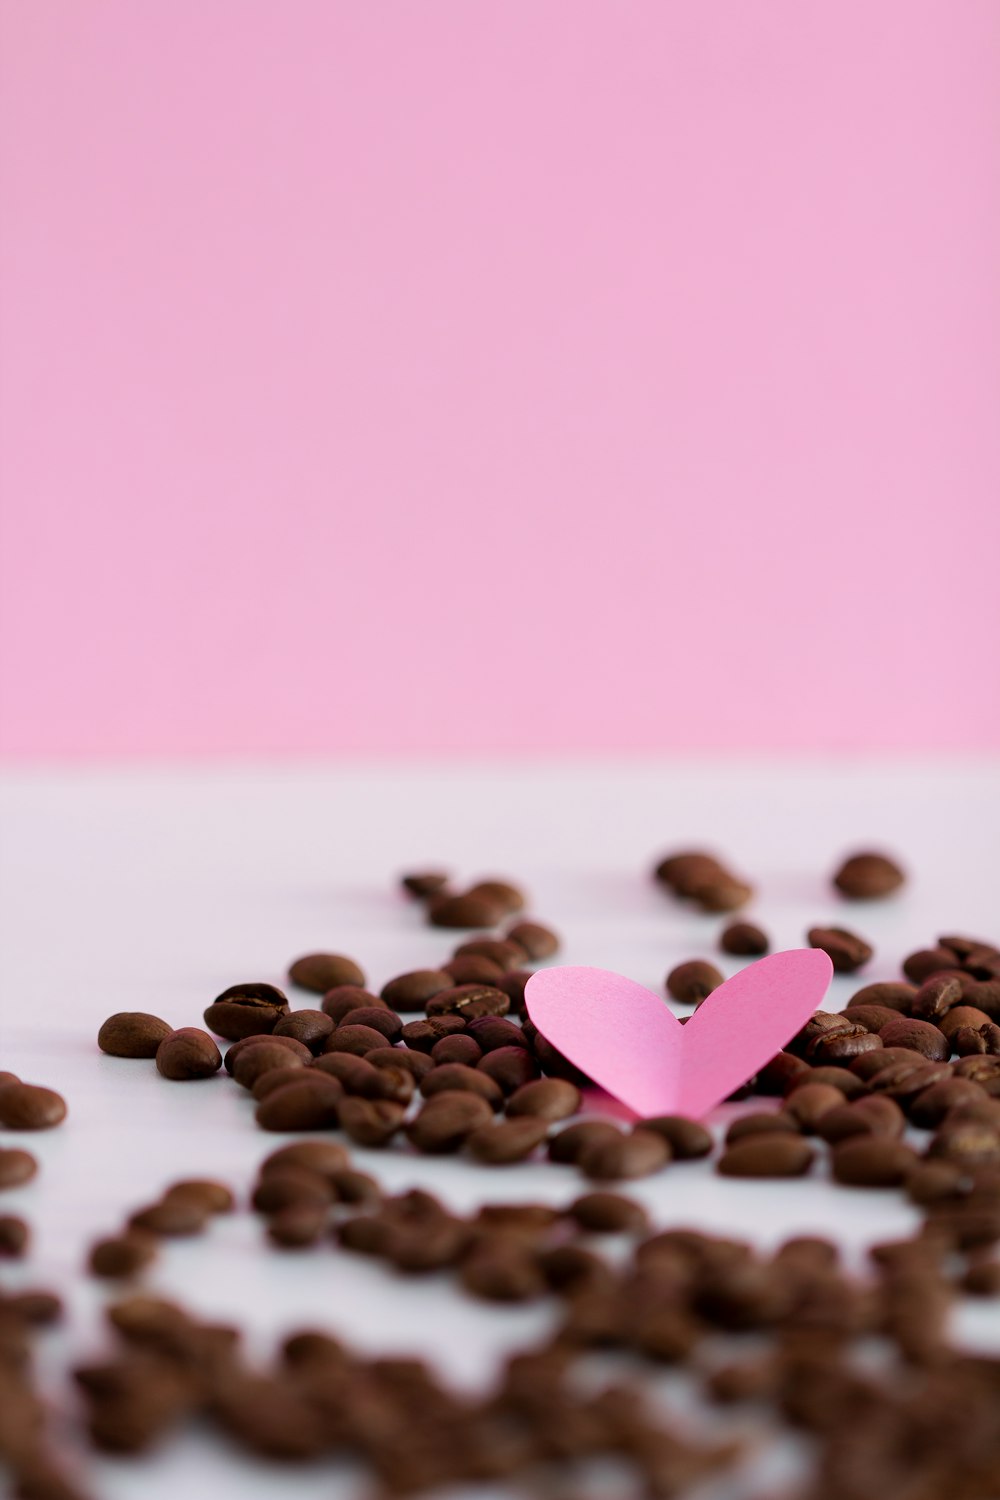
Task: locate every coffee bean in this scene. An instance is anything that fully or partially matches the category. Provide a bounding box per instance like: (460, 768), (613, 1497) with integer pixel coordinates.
(320, 985), (384, 1021)
(442, 955), (505, 985)
(466, 1117), (550, 1165)
(204, 982), (289, 1041)
(548, 1120), (624, 1164)
(253, 1167), (334, 1213)
(272, 1010), (334, 1050)
(666, 960), (724, 1005)
(89, 1232), (158, 1278)
(255, 1076), (343, 1131)
(579, 1127), (671, 1181)
(98, 1012), (172, 1058)
(877, 1016), (950, 1061)
(420, 1064), (503, 1109)
(952, 1055), (1000, 1088)
(848, 981), (917, 1011)
(507, 1078), (581, 1121)
(902, 948), (960, 984)
(266, 1204), (328, 1249)
(807, 1025), (883, 1065)
(400, 870), (449, 899)
(789, 1066), (869, 1098)
(493, 969), (532, 1013)
(224, 1032), (311, 1075)
(0, 1215), (29, 1257)
(955, 1022), (1000, 1055)
(639, 1115), (714, 1159)
(427, 892), (504, 929)
(939, 1005), (995, 1041)
(425, 984), (510, 1020)
(288, 953), (366, 993)
(928, 1120), (1000, 1165)
(907, 1077), (985, 1128)
(961, 1258), (1000, 1295)
(128, 1199), (210, 1237)
(869, 1058), (952, 1103)
(9, 1289), (61, 1325)
(568, 1192), (649, 1234)
(725, 1112), (802, 1144)
(311, 1052), (379, 1092)
(260, 1141), (350, 1179)
(807, 926), (873, 973)
(720, 922), (769, 956)
(655, 850), (725, 890)
(406, 1092), (494, 1153)
(830, 1137), (918, 1187)
(379, 970), (453, 1013)
(232, 1041), (308, 1090)
(841, 1003), (901, 1033)
(460, 1244), (546, 1301)
(717, 1135), (814, 1177)
(154, 1028), (221, 1081)
(782, 1083), (844, 1131)
(431, 1034), (483, 1066)
(466, 878), (526, 914)
(453, 938), (527, 971)
(848, 1046), (921, 1080)
(399, 1016), (468, 1053)
(909, 976), (964, 1021)
(330, 1167), (380, 1204)
(0, 1148), (38, 1190)
(754, 1053), (811, 1095)
(337, 1007), (403, 1044)
(529, 1034), (592, 1088)
(832, 852), (905, 900)
(338, 1097), (406, 1148)
(465, 1017), (528, 1052)
(814, 1095), (905, 1143)
(905, 1160), (967, 1205)
(0, 1082), (68, 1129)
(163, 1179), (234, 1214)
(323, 1024), (391, 1057)
(367, 1046), (434, 1081)
(477, 1046), (540, 1094)
(505, 920), (560, 960)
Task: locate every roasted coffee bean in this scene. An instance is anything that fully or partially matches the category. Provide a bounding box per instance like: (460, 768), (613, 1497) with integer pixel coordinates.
(807, 926), (873, 973)
(807, 1025), (882, 1065)
(568, 1192), (649, 1235)
(427, 892), (504, 929)
(399, 1016), (468, 1053)
(311, 1052), (380, 1092)
(365, 1064), (413, 1106)
(98, 1012), (172, 1058)
(9, 1288), (62, 1325)
(320, 985), (384, 1021)
(832, 852), (905, 900)
(789, 1066), (869, 1098)
(549, 1120), (624, 1165)
(267, 1204), (328, 1249)
(379, 970), (453, 1013)
(939, 1004), (995, 1041)
(466, 1117), (550, 1164)
(255, 1076), (342, 1131)
(425, 984), (510, 1020)
(505, 920), (560, 959)
(272, 1010), (334, 1050)
(465, 1017), (528, 1052)
(322, 1024), (390, 1057)
(717, 1135), (814, 1177)
(330, 1167), (380, 1204)
(460, 1244), (546, 1301)
(928, 1120), (1000, 1165)
(907, 1077), (985, 1128)
(906, 1160), (967, 1205)
(494, 969), (532, 1013)
(431, 1034), (483, 1066)
(841, 1003), (901, 1033)
(154, 1028), (221, 1081)
(203, 982), (288, 1041)
(754, 1052), (811, 1095)
(579, 1127), (670, 1181)
(719, 921), (769, 956)
(257, 1076), (312, 1112)
(288, 953), (366, 993)
(868, 1059), (951, 1102)
(530, 1034), (592, 1088)
(814, 1095), (905, 1143)
(830, 1137), (918, 1187)
(89, 1232), (158, 1278)
(367, 1046), (434, 1081)
(910, 975), (964, 1020)
(128, 1199), (210, 1237)
(902, 947), (959, 984)
(725, 1112), (801, 1144)
(252, 1167), (334, 1213)
(163, 1179), (233, 1214)
(849, 1046), (928, 1080)
(507, 1078), (581, 1121)
(336, 1007), (403, 1044)
(848, 981), (917, 1012)
(695, 875), (754, 912)
(655, 850), (724, 889)
(406, 1092), (494, 1153)
(0, 1215), (29, 1257)
(789, 1010), (854, 1055)
(955, 1022), (1000, 1055)
(453, 938), (527, 971)
(420, 1064), (503, 1109)
(951, 1055), (1000, 1088)
(260, 1140), (350, 1179)
(877, 1016), (949, 1061)
(782, 1083), (844, 1131)
(441, 955), (505, 985)
(666, 960), (724, 1005)
(477, 1046), (540, 1094)
(400, 870), (449, 899)
(465, 878), (526, 914)
(232, 1041), (308, 1090)
(640, 1114), (713, 1158)
(0, 1148), (38, 1190)
(0, 1082), (68, 1129)
(338, 1097), (406, 1148)
(224, 1032), (311, 1074)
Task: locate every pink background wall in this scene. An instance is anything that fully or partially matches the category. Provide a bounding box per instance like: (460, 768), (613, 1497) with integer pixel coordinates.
(1, 2), (998, 758)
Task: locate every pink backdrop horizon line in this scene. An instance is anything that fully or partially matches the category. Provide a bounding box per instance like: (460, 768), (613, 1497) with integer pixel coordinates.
(1, 1), (999, 759)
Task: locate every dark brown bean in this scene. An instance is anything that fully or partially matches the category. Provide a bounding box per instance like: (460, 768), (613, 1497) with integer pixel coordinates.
(427, 892), (504, 929)
(848, 1046), (926, 1080)
(830, 1137), (918, 1186)
(154, 1028), (221, 1082)
(939, 1004), (994, 1041)
(0, 1082), (68, 1129)
(549, 1120), (624, 1164)
(288, 953), (366, 993)
(453, 938), (527, 971)
(955, 1022), (1000, 1055)
(579, 1127), (671, 1181)
(259, 1140), (350, 1179)
(337, 1007), (403, 1044)
(902, 948), (960, 984)
(0, 1148), (39, 1189)
(465, 878), (526, 914)
(367, 1046), (434, 1081)
(476, 1047), (540, 1094)
(420, 1064), (503, 1109)
(365, 1064), (414, 1106)
(399, 870), (449, 899)
(789, 1066), (869, 1098)
(666, 959), (724, 1004)
(654, 850), (725, 890)
(928, 1119), (1000, 1165)
(782, 1083), (844, 1131)
(441, 955), (505, 985)
(720, 921), (769, 956)
(639, 1114), (713, 1158)
(907, 1077), (986, 1127)
(460, 1244), (545, 1301)
(224, 1032), (311, 1075)
(320, 985), (385, 1021)
(406, 1092), (494, 1153)
(466, 1117), (550, 1164)
(832, 851), (905, 900)
(568, 1192), (649, 1234)
(272, 1010), (334, 1050)
(425, 984), (510, 1020)
(806, 1025), (882, 1064)
(493, 969), (532, 1013)
(717, 1135), (814, 1177)
(693, 874), (754, 912)
(848, 981), (917, 1011)
(128, 1199), (210, 1237)
(814, 1095), (905, 1143)
(399, 1016), (468, 1053)
(254, 1076), (342, 1131)
(841, 1003), (901, 1033)
(322, 1024), (390, 1057)
(877, 1016), (949, 1061)
(754, 1052), (811, 1095)
(807, 926), (873, 973)
(232, 1042), (308, 1090)
(0, 1214), (30, 1257)
(431, 1034), (483, 1066)
(338, 1097), (406, 1148)
(266, 1204), (328, 1248)
(507, 1078), (581, 1121)
(89, 1232), (158, 1278)
(379, 970), (453, 1012)
(505, 920), (560, 959)
(98, 1012), (172, 1058)
(163, 1179), (234, 1214)
(203, 982), (288, 1041)
(725, 1112), (801, 1144)
(311, 1052), (379, 1092)
(330, 1167), (380, 1204)
(252, 1167), (334, 1213)
(910, 975), (965, 1020)
(465, 1017), (529, 1052)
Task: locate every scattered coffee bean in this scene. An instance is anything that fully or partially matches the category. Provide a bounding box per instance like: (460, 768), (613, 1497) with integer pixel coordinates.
(910, 975), (964, 1020)
(162, 1179), (234, 1214)
(232, 1042), (308, 1090)
(379, 970), (453, 1012)
(272, 1010), (334, 1050)
(338, 1097), (406, 1148)
(568, 1192), (649, 1234)
(902, 947), (960, 984)
(814, 1095), (905, 1143)
(939, 1004), (995, 1042)
(841, 1003), (901, 1033)
(465, 879), (526, 914)
(252, 1167), (334, 1214)
(640, 1115), (714, 1158)
(877, 1016), (949, 1062)
(89, 1232), (158, 1278)
(128, 1198), (210, 1237)
(203, 982), (289, 1041)
(441, 954), (505, 985)
(267, 1203), (328, 1248)
(782, 1083), (844, 1131)
(253, 1064), (318, 1102)
(453, 938), (527, 971)
(549, 1120), (625, 1165)
(830, 1137), (919, 1187)
(425, 984), (510, 1020)
(254, 1076), (343, 1131)
(505, 920), (560, 959)
(789, 1066), (869, 1098)
(427, 892), (504, 929)
(154, 1028), (221, 1081)
(717, 1135), (814, 1178)
(579, 1127), (670, 1181)
(466, 1017), (528, 1052)
(955, 1022), (1000, 1055)
(0, 1214), (30, 1257)
(312, 1052), (380, 1092)
(337, 1007), (403, 1044)
(260, 1141), (350, 1179)
(420, 1065), (503, 1109)
(754, 1052), (811, 1094)
(725, 1112), (802, 1144)
(330, 1167), (381, 1204)
(406, 1092), (494, 1153)
(507, 1078), (581, 1121)
(0, 1148), (38, 1189)
(0, 1081), (68, 1129)
(807, 1024), (882, 1065)
(476, 1046), (540, 1094)
(666, 960), (724, 1005)
(399, 1016), (468, 1053)
(400, 870), (450, 899)
(431, 1034), (482, 1066)
(323, 1024), (392, 1057)
(720, 921), (769, 956)
(832, 851), (905, 900)
(466, 1117), (550, 1165)
(288, 953), (366, 993)
(224, 1032), (311, 1074)
(807, 926), (873, 973)
(320, 985), (385, 1021)
(848, 981), (917, 1011)
(97, 1012), (173, 1058)
(367, 1046), (434, 1081)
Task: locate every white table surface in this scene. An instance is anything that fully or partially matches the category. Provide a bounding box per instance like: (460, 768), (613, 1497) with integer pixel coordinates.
(2, 759), (999, 1498)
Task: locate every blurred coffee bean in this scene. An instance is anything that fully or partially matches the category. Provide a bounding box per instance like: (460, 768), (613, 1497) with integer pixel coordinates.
(910, 976), (964, 1020)
(830, 1138), (919, 1187)
(783, 1083), (844, 1131)
(288, 953), (366, 993)
(717, 1135), (814, 1177)
(380, 970), (454, 1012)
(832, 852), (905, 900)
(955, 1023), (1000, 1055)
(267, 1204), (328, 1249)
(431, 1034), (482, 1066)
(254, 1076), (342, 1131)
(549, 1120), (624, 1165)
(320, 986), (384, 1022)
(453, 938), (527, 971)
(128, 1199), (209, 1237)
(0, 1148), (39, 1189)
(505, 921), (560, 959)
(322, 1024), (390, 1058)
(568, 1192), (649, 1234)
(814, 1096), (905, 1143)
(666, 960), (724, 1005)
(154, 1029), (221, 1082)
(427, 892), (504, 929)
(400, 870), (449, 899)
(466, 1017), (528, 1052)
(336, 1007), (403, 1044)
(224, 1033), (310, 1075)
(0, 1215), (30, 1257)
(902, 948), (961, 984)
(725, 1112), (801, 1144)
(98, 1013), (172, 1058)
(720, 922), (769, 956)
(259, 1141), (350, 1179)
(421, 1065), (503, 1109)
(640, 1115), (713, 1158)
(754, 1053), (811, 1095)
(89, 1232), (158, 1279)
(878, 1016), (949, 1061)
(465, 879), (526, 914)
(252, 1167), (334, 1214)
(162, 1179), (233, 1214)
(406, 1092), (494, 1153)
(807, 926), (873, 973)
(338, 1098), (406, 1148)
(579, 1127), (670, 1181)
(848, 981), (917, 1011)
(466, 1118), (550, 1165)
(0, 1082), (67, 1129)
(232, 1042), (308, 1090)
(441, 955), (505, 985)
(367, 1046), (434, 1081)
(507, 1079), (581, 1121)
(477, 1047), (540, 1094)
(272, 1010), (334, 1050)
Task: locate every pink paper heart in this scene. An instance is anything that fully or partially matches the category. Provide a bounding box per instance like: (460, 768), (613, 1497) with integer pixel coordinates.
(524, 949), (833, 1118)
